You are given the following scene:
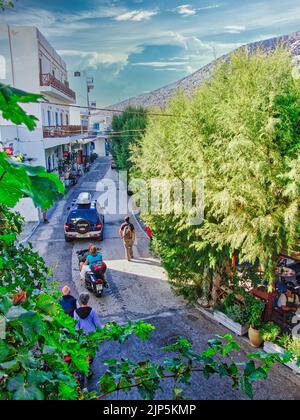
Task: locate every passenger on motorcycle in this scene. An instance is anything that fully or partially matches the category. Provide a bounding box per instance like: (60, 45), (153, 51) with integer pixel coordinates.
(80, 245), (103, 280)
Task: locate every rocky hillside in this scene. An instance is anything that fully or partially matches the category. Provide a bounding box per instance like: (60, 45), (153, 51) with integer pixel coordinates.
(110, 31), (300, 110)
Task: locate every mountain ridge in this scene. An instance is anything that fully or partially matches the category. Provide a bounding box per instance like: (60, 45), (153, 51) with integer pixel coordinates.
(109, 31), (300, 111)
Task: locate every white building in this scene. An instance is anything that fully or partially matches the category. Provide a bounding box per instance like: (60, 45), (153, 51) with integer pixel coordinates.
(0, 24), (99, 221)
(0, 24), (96, 171)
(89, 111), (112, 156)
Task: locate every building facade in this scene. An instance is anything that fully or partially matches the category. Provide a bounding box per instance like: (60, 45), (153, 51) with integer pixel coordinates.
(0, 24), (98, 220)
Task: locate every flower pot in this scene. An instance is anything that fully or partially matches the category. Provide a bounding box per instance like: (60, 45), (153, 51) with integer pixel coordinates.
(213, 310), (249, 336)
(248, 326), (263, 348)
(263, 342), (300, 375)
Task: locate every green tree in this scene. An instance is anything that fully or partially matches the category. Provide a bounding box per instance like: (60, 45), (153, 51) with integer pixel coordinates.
(0, 0), (14, 10)
(111, 107), (147, 173)
(132, 47), (300, 298)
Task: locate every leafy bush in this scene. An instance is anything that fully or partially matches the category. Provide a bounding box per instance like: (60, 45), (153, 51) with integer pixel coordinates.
(246, 299), (265, 328)
(260, 323), (281, 343)
(278, 334), (300, 357)
(226, 304), (249, 326)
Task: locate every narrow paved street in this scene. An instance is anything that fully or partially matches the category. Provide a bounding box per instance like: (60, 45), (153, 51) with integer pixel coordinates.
(30, 157), (300, 400)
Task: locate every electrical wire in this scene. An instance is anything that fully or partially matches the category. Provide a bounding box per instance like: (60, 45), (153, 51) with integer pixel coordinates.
(39, 100), (182, 118)
(43, 129), (147, 136)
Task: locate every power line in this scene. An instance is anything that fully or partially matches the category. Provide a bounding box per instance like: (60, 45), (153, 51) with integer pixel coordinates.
(43, 129), (147, 137)
(102, 129), (146, 135)
(40, 101), (182, 118)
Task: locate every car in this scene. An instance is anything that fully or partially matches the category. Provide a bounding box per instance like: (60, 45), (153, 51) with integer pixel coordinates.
(111, 160), (117, 170)
(64, 193), (104, 242)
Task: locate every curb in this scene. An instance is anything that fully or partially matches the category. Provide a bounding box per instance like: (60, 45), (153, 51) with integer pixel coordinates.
(19, 221), (40, 244)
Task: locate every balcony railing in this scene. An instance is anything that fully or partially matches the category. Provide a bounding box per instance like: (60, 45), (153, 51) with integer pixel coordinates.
(40, 73), (76, 101)
(43, 125), (88, 138)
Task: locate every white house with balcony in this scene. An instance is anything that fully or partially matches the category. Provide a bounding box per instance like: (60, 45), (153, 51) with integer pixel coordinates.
(0, 24), (93, 170)
(0, 24), (97, 221)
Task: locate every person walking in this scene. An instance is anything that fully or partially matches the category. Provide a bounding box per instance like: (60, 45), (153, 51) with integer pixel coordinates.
(42, 210), (49, 224)
(119, 216), (136, 261)
(145, 225), (153, 242)
(74, 293), (102, 335)
(59, 286), (77, 317)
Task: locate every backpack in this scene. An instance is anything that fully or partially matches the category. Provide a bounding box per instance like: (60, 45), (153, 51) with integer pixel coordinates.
(122, 224), (133, 240)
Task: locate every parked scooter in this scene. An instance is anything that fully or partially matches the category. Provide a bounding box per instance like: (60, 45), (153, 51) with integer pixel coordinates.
(77, 250), (108, 298)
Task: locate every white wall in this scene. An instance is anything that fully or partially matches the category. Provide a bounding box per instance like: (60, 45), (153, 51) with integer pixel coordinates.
(14, 198), (40, 222)
(94, 137), (106, 156)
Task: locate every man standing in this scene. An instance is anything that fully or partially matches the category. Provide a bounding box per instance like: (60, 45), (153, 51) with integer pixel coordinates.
(119, 216), (136, 261)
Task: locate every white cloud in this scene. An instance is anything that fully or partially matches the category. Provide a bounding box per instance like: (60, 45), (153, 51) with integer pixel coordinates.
(224, 25), (246, 34)
(115, 10), (158, 22)
(176, 4), (197, 16)
(176, 4), (221, 16)
(58, 49), (129, 70)
(132, 61), (187, 68)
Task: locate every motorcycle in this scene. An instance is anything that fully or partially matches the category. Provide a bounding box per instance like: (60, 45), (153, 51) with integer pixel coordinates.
(77, 250), (108, 298)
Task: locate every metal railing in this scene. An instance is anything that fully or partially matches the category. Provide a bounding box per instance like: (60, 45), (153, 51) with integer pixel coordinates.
(43, 125), (88, 138)
(40, 73), (76, 100)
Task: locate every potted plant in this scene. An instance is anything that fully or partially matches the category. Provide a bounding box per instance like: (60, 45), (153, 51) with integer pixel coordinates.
(261, 322), (281, 344)
(263, 333), (300, 374)
(247, 298), (265, 348)
(213, 294), (249, 336)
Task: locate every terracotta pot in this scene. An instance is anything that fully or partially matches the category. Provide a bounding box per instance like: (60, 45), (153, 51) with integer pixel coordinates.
(248, 326), (263, 348)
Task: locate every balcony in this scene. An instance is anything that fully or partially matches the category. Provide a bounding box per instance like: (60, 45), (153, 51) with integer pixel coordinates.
(43, 125), (88, 138)
(40, 74), (76, 102)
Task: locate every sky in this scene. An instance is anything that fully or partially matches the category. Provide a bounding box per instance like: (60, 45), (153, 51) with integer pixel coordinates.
(1, 0), (300, 106)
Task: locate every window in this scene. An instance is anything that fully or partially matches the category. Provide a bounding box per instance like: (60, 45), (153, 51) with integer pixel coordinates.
(39, 58), (42, 77)
(47, 110), (51, 126)
(60, 113), (63, 126)
(66, 114), (69, 126)
(55, 112), (59, 127)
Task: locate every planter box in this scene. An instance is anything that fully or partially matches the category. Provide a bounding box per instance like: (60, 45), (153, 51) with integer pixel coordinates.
(263, 341), (300, 375)
(213, 310), (249, 336)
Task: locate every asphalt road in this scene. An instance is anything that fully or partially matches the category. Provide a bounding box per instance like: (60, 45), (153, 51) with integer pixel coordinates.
(30, 156), (300, 400)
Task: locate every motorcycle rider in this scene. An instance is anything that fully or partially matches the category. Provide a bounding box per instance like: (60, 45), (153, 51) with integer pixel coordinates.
(80, 245), (103, 281)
